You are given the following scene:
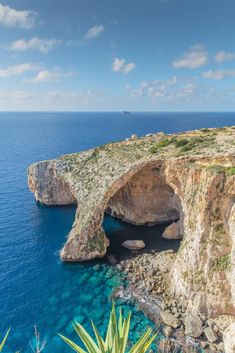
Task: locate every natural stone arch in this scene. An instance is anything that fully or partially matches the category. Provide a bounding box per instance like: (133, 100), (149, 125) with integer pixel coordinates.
(28, 127), (235, 317)
(60, 160), (185, 261)
(106, 165), (183, 227)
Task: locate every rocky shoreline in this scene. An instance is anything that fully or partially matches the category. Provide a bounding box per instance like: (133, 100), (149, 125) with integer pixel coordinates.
(112, 250), (235, 353)
(28, 126), (235, 352)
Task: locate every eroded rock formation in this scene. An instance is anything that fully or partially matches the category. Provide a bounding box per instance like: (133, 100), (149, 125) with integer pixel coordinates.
(28, 126), (235, 319)
(106, 167), (182, 226)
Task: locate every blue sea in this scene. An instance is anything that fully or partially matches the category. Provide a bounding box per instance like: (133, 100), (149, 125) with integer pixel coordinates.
(0, 112), (234, 353)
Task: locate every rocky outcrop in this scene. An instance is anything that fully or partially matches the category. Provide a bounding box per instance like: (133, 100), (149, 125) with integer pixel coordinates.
(223, 323), (235, 353)
(162, 221), (182, 239)
(28, 126), (235, 318)
(184, 315), (203, 338)
(106, 167), (182, 225)
(28, 160), (76, 205)
(121, 240), (145, 250)
(204, 326), (218, 343)
(160, 310), (180, 328)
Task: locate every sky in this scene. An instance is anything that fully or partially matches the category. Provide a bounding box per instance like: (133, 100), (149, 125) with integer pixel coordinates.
(0, 0), (235, 111)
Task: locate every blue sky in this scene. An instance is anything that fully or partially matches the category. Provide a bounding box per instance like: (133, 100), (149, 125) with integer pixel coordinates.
(0, 0), (235, 111)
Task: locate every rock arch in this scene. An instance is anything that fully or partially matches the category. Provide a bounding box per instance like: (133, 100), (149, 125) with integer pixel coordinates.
(106, 166), (183, 227)
(58, 160), (185, 262)
(28, 129), (235, 316)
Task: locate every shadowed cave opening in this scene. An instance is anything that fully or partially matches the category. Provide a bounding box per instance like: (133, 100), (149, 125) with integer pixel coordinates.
(103, 216), (181, 261)
(103, 165), (184, 261)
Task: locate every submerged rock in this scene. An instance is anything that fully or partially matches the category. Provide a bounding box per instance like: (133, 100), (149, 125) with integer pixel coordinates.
(121, 240), (145, 250)
(107, 254), (118, 265)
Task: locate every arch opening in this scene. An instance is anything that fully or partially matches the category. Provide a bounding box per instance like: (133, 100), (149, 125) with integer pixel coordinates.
(103, 165), (184, 261)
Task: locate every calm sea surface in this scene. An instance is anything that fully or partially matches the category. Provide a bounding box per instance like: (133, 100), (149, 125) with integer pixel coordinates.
(0, 112), (234, 352)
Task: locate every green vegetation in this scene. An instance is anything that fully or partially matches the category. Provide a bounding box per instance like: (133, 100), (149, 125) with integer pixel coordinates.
(200, 128), (210, 133)
(211, 255), (231, 272)
(207, 165), (226, 173)
(207, 165), (235, 176)
(174, 136), (211, 153)
(149, 134), (217, 154)
(149, 138), (174, 154)
(59, 304), (157, 353)
(227, 167), (235, 176)
(174, 138), (189, 147)
(214, 223), (225, 235)
(0, 329), (10, 352)
(0, 306), (156, 353)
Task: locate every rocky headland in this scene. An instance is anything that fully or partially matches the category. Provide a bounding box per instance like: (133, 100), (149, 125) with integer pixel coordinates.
(28, 126), (235, 352)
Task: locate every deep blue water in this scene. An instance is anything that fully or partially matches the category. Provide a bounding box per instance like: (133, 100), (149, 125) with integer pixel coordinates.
(0, 112), (234, 353)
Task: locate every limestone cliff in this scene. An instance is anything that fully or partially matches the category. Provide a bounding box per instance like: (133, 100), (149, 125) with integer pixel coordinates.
(28, 126), (235, 318)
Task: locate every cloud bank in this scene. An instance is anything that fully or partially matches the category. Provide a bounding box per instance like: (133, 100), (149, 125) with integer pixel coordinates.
(0, 63), (40, 78)
(173, 44), (208, 69)
(215, 50), (235, 64)
(9, 38), (62, 54)
(0, 3), (37, 29)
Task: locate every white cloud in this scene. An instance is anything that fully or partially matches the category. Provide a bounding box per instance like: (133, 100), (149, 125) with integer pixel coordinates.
(172, 44), (208, 69)
(215, 50), (235, 64)
(28, 68), (74, 83)
(0, 63), (39, 78)
(130, 76), (178, 99)
(0, 84), (235, 111)
(112, 57), (136, 74)
(9, 38), (62, 54)
(84, 25), (104, 39)
(203, 69), (235, 80)
(128, 75), (235, 109)
(0, 3), (37, 29)
(0, 89), (111, 110)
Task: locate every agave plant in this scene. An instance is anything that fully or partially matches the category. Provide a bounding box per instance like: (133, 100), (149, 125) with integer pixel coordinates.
(0, 329), (10, 352)
(59, 304), (157, 353)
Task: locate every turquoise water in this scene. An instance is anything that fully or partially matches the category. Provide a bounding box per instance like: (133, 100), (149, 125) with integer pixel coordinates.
(104, 215), (181, 260)
(0, 112), (234, 352)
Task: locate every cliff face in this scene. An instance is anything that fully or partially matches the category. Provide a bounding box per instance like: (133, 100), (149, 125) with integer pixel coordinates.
(28, 126), (235, 317)
(106, 167), (182, 226)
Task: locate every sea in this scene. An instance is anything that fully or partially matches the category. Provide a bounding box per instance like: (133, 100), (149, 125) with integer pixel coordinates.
(0, 112), (234, 352)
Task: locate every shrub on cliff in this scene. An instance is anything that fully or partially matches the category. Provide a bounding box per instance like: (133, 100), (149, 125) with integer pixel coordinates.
(149, 138), (174, 154)
(174, 138), (189, 147)
(207, 165), (235, 176)
(59, 304), (157, 353)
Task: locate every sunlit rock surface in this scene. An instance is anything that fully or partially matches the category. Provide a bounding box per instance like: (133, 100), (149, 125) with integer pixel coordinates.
(28, 126), (235, 317)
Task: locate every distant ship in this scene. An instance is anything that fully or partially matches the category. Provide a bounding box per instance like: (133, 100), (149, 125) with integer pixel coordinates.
(122, 111), (131, 114)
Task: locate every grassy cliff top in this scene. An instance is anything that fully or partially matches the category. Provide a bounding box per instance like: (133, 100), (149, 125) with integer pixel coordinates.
(60, 126), (235, 169)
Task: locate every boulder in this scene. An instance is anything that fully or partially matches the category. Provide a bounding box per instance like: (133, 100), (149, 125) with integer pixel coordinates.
(184, 315), (203, 338)
(223, 323), (235, 353)
(204, 326), (218, 343)
(107, 254), (117, 265)
(200, 341), (209, 349)
(163, 325), (173, 338)
(121, 240), (145, 250)
(217, 342), (224, 352)
(162, 221), (182, 239)
(160, 310), (180, 329)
